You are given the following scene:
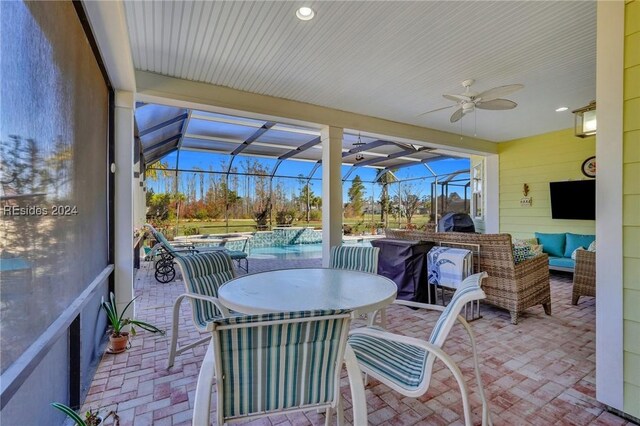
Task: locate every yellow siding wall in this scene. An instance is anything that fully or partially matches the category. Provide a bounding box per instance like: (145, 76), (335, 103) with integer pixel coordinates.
(624, 0), (640, 417)
(498, 128), (596, 239)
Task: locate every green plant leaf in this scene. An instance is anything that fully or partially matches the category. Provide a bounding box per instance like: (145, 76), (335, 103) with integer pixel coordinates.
(119, 295), (136, 324)
(101, 292), (163, 340)
(128, 319), (165, 335)
(51, 402), (87, 426)
(101, 294), (121, 334)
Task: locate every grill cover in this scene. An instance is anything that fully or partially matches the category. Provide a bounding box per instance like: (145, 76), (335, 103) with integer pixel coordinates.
(438, 213), (476, 233)
(370, 238), (436, 302)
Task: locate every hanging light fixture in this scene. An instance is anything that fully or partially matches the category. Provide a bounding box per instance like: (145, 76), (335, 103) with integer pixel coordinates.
(353, 133), (366, 161)
(572, 101), (596, 138)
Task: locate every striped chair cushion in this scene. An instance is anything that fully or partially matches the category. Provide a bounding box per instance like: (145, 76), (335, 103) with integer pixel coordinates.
(348, 333), (427, 391)
(428, 272), (486, 347)
(329, 246), (380, 274)
(174, 252), (235, 327)
(213, 310), (351, 419)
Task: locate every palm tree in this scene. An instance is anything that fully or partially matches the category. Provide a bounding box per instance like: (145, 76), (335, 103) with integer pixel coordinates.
(375, 170), (397, 227)
(146, 161), (172, 193)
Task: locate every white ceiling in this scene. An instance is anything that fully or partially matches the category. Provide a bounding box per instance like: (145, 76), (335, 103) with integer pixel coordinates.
(123, 1), (596, 142)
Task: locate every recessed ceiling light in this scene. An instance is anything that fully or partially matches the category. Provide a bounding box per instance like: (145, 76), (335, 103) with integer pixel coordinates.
(555, 107), (569, 112)
(296, 7), (315, 21)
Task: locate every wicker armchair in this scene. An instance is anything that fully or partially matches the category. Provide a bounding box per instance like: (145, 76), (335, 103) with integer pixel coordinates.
(572, 250), (596, 305)
(385, 229), (551, 324)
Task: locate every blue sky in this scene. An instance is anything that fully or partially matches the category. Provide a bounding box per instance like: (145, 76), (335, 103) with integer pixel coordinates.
(150, 151), (470, 201)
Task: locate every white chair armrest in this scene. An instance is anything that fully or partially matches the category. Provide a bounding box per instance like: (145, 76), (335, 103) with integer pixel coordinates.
(177, 293), (231, 319)
(392, 299), (476, 341)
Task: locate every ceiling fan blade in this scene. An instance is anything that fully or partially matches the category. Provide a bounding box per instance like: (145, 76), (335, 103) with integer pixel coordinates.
(443, 94), (471, 103)
(476, 99), (517, 110)
(476, 84), (524, 102)
(416, 105), (454, 117)
(450, 108), (464, 123)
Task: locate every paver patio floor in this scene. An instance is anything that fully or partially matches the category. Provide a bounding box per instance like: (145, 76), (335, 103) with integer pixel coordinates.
(83, 256), (631, 426)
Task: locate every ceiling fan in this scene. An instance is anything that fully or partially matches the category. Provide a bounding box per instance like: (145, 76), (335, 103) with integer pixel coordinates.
(421, 79), (524, 123)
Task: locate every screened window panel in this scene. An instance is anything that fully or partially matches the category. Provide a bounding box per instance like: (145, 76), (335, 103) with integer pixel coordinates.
(0, 0), (109, 373)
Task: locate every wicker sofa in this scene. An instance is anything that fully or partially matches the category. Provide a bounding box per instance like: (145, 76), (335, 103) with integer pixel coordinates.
(572, 250), (596, 305)
(385, 229), (551, 324)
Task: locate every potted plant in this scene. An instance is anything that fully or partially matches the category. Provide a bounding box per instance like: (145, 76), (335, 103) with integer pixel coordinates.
(101, 292), (164, 353)
(51, 402), (119, 425)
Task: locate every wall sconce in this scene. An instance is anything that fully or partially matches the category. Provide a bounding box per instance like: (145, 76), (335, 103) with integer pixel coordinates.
(572, 101), (596, 138)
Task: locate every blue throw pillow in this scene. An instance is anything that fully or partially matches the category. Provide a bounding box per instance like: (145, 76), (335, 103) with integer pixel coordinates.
(535, 232), (566, 258)
(564, 233), (596, 258)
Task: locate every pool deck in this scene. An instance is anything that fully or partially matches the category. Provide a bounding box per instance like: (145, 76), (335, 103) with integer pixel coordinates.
(81, 256), (630, 426)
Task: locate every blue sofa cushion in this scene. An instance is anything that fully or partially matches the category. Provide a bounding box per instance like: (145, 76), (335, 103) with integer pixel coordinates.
(535, 232), (566, 258)
(548, 257), (575, 269)
(564, 233), (596, 258)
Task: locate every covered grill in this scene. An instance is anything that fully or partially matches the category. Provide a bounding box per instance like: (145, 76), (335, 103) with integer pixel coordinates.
(438, 212), (476, 233)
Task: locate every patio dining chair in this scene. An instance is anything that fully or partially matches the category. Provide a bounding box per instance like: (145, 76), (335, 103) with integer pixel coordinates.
(192, 310), (367, 426)
(219, 235), (251, 273)
(167, 251), (236, 368)
(330, 245), (384, 325)
(348, 272), (492, 426)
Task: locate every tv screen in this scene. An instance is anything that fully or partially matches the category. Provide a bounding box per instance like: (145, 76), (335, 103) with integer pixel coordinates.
(550, 180), (595, 220)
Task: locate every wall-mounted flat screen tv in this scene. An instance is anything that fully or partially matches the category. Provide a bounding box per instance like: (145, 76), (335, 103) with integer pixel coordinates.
(549, 180), (596, 220)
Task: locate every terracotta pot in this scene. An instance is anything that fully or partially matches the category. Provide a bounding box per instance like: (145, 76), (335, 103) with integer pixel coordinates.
(85, 415), (103, 426)
(109, 332), (129, 353)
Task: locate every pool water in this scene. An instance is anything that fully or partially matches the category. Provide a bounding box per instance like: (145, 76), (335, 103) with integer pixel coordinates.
(250, 242), (372, 260)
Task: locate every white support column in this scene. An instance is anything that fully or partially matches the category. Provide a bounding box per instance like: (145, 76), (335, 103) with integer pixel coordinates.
(321, 126), (343, 267)
(484, 154), (500, 233)
(595, 0), (624, 411)
(114, 91), (135, 313)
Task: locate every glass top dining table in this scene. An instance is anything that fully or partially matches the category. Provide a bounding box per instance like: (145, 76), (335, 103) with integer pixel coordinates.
(218, 267), (398, 317)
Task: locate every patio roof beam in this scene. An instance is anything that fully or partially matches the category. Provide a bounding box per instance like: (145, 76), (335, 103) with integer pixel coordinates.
(230, 121), (277, 156)
(278, 136), (321, 160)
(190, 113), (321, 137)
(186, 133), (314, 153)
(144, 133), (181, 153)
(308, 161), (321, 179)
(423, 163), (437, 177)
(271, 160), (283, 176)
(342, 166), (357, 181)
(138, 113), (188, 137)
(176, 111), (192, 151)
(374, 155), (455, 181)
(146, 147), (178, 166)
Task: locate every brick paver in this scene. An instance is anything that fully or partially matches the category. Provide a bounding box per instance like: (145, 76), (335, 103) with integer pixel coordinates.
(83, 256), (630, 425)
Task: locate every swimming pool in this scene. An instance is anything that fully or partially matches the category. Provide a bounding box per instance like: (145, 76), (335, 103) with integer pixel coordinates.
(250, 242), (372, 260)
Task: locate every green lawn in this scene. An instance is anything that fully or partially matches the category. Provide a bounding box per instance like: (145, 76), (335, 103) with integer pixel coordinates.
(170, 215), (432, 236)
